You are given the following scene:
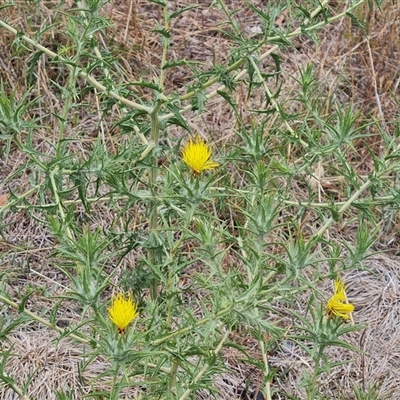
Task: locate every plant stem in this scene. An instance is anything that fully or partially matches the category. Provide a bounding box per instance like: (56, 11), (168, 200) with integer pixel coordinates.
(249, 55), (309, 148)
(49, 167), (74, 242)
(148, 0), (170, 299)
(178, 329), (230, 400)
(259, 339), (272, 400)
(149, 103), (162, 299)
(152, 304), (233, 346)
(169, 359), (179, 395)
(0, 293), (90, 344)
(307, 345), (325, 400)
(160, 0), (366, 122)
(314, 161), (397, 238)
(0, 19), (151, 114)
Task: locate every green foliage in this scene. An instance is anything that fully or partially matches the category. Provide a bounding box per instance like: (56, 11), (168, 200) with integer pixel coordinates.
(0, 0), (397, 399)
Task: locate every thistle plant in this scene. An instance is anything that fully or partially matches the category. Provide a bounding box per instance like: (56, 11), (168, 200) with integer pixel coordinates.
(0, 0), (398, 399)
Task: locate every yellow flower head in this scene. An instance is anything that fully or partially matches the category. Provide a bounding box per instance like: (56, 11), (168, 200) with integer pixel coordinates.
(108, 292), (138, 333)
(182, 135), (219, 174)
(326, 277), (354, 320)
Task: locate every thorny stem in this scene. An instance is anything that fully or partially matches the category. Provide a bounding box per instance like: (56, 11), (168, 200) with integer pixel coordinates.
(159, 1), (170, 93)
(159, 0), (367, 122)
(0, 292), (174, 376)
(3, 378), (31, 400)
(313, 155), (399, 238)
(152, 303), (233, 347)
(248, 55), (309, 147)
(282, 195), (397, 208)
(0, 293), (90, 344)
(0, 0), (365, 123)
(307, 345), (326, 400)
(149, 103), (162, 299)
(76, 0), (111, 148)
(2, 190), (399, 213)
(148, 0), (170, 300)
(314, 177), (371, 238)
(49, 167), (75, 243)
(55, 47), (79, 157)
(0, 19), (151, 114)
(11, 135), (46, 170)
(169, 359), (179, 394)
(177, 329), (230, 400)
(259, 339), (272, 400)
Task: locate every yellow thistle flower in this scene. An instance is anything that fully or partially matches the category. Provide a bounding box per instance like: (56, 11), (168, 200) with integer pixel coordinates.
(326, 277), (354, 320)
(182, 135), (219, 174)
(108, 292), (138, 334)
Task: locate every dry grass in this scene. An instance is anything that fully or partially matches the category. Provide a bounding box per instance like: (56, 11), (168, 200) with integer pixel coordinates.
(0, 0), (400, 399)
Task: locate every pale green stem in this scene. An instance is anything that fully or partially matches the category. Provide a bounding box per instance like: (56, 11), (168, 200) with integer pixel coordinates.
(237, 189), (272, 399)
(165, 206), (195, 391)
(307, 345), (325, 400)
(1, 194), (188, 212)
(56, 64), (76, 157)
(311, 157), (398, 240)
(259, 339), (272, 400)
(237, 190), (259, 282)
(178, 329), (230, 400)
(0, 19), (151, 114)
(149, 104), (162, 300)
(49, 167), (74, 242)
(159, 2), (170, 92)
(160, 0), (366, 122)
(109, 365), (118, 399)
(249, 56), (309, 147)
(54, 4), (93, 156)
(0, 292), (175, 375)
(169, 360), (179, 394)
(4, 190), (399, 213)
(11, 135), (46, 170)
(141, 141), (156, 159)
(0, 293), (90, 344)
(166, 261), (173, 329)
(218, 0), (239, 35)
(77, 1), (111, 79)
(148, 1), (170, 300)
(3, 379), (31, 400)
(283, 195), (397, 208)
(315, 178), (372, 238)
(152, 303), (233, 347)
(0, 187), (38, 214)
(0, 0), (364, 121)
(77, 0), (111, 149)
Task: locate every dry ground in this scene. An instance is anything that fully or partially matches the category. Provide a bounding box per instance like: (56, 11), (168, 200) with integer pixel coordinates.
(0, 0), (400, 399)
